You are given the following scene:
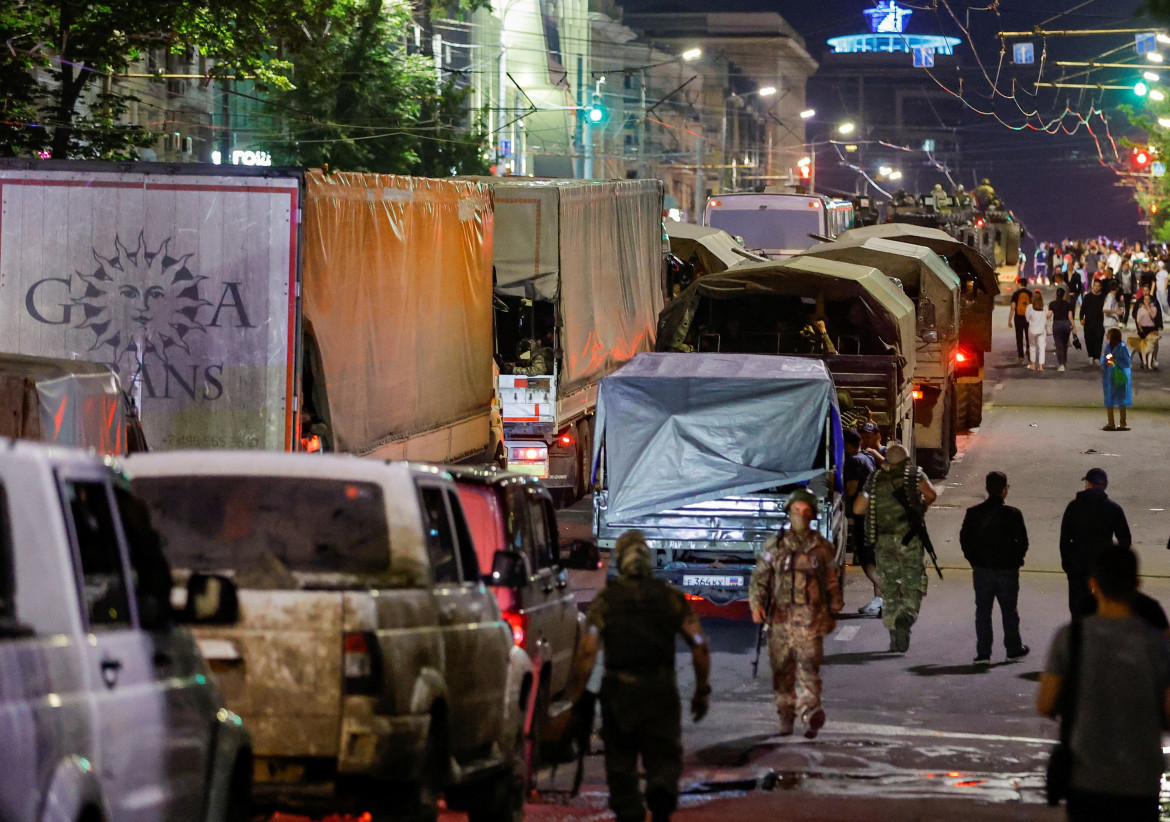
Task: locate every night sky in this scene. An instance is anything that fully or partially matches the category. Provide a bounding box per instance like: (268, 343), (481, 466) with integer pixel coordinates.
(625, 0), (1159, 245)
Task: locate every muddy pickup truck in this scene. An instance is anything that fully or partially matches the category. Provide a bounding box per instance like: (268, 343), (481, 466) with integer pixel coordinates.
(127, 451), (532, 822)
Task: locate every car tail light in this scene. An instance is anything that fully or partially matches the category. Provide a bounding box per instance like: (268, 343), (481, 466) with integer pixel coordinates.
(684, 593), (706, 602)
(503, 610), (528, 649)
(343, 632), (380, 695)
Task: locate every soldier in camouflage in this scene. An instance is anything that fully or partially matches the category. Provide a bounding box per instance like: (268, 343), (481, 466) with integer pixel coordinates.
(853, 442), (938, 653)
(569, 531), (711, 822)
(750, 488), (842, 738)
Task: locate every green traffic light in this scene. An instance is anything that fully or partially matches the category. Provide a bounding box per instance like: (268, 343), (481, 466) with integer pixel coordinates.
(589, 107), (603, 123)
(1136, 81), (1150, 96)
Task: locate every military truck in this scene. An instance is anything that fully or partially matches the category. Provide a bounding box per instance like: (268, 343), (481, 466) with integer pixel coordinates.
(591, 353), (846, 605)
(658, 256), (917, 449)
(886, 184), (1020, 268)
(797, 237), (961, 477)
(839, 223), (1000, 430)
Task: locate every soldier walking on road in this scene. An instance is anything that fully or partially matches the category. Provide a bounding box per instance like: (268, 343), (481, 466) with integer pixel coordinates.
(568, 530), (711, 822)
(750, 488), (842, 739)
(960, 471), (1030, 664)
(853, 443), (938, 653)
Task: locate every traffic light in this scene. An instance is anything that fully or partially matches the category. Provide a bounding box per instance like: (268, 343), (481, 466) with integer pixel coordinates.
(1136, 81), (1150, 96)
(799, 164), (811, 181)
(587, 92), (606, 124)
(1132, 146), (1152, 171)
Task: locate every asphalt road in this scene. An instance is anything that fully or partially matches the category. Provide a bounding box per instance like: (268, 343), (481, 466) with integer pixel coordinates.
(532, 300), (1170, 821)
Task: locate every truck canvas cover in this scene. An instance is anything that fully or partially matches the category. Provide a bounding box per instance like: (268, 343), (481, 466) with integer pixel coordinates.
(665, 220), (759, 274)
(594, 353), (838, 521)
(797, 237), (961, 340)
(0, 161), (299, 450)
(838, 223), (999, 297)
(479, 178), (664, 396)
(302, 172), (494, 459)
(0, 354), (127, 453)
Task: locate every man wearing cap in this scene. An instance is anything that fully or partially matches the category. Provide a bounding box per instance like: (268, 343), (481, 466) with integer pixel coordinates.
(750, 488), (843, 738)
(853, 442), (938, 653)
(1059, 468), (1132, 617)
(569, 530), (710, 822)
(844, 429), (882, 615)
(859, 421), (885, 465)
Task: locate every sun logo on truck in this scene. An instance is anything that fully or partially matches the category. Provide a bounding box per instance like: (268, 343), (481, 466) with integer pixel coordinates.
(72, 232), (212, 369)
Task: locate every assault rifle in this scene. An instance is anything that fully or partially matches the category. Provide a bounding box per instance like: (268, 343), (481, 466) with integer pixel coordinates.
(751, 580), (772, 678)
(893, 486), (944, 580)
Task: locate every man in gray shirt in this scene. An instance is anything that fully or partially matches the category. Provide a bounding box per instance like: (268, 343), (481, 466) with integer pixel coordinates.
(1037, 546), (1170, 821)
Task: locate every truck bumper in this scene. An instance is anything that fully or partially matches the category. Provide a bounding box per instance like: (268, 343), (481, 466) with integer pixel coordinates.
(337, 701), (430, 778)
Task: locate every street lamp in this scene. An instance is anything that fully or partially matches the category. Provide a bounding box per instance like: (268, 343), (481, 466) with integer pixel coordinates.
(681, 47), (702, 62)
(1159, 33), (1170, 44)
(1149, 52), (1165, 63)
(758, 86), (777, 97)
(1146, 71), (1161, 81)
(800, 108), (816, 119)
(888, 170), (903, 181)
(1152, 89), (1166, 101)
(838, 122), (856, 135)
(1159, 117), (1170, 128)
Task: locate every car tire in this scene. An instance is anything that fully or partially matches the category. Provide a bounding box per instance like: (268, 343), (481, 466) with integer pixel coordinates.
(525, 679), (550, 789)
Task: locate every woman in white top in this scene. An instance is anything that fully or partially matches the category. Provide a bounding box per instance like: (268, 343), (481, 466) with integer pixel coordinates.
(1025, 290), (1049, 371)
(1103, 284), (1123, 333)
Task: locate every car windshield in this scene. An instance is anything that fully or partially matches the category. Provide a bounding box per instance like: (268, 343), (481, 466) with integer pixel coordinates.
(131, 475), (390, 586)
(708, 209), (821, 253)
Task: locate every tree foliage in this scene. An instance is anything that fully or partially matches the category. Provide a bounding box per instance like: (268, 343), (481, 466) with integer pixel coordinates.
(0, 0), (489, 171)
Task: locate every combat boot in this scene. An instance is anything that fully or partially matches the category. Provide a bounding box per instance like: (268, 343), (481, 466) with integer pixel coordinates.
(894, 615), (913, 653)
(777, 713), (795, 736)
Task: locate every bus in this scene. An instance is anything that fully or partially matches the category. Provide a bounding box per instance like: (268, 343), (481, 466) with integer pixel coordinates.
(703, 192), (854, 260)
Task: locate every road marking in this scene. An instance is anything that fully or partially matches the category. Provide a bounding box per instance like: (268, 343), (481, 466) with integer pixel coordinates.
(834, 625), (860, 641)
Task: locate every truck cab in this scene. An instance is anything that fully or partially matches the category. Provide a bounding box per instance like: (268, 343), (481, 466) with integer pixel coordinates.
(592, 353), (845, 606)
(703, 193), (854, 260)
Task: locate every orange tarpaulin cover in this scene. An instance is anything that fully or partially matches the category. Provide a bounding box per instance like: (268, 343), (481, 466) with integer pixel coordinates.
(302, 172), (494, 456)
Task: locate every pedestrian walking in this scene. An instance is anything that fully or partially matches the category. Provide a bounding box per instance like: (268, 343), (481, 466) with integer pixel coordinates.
(750, 489), (842, 738)
(853, 442), (938, 653)
(1058, 468), (1131, 617)
(960, 471), (1030, 664)
(1049, 288), (1074, 371)
(1103, 284), (1123, 334)
(1037, 546), (1170, 822)
(1101, 328), (1132, 431)
(1079, 280), (1106, 363)
(1025, 291), (1048, 371)
(1135, 292), (1161, 368)
(1008, 278), (1033, 364)
(569, 530), (711, 822)
(843, 429), (882, 615)
(1157, 261), (1169, 313)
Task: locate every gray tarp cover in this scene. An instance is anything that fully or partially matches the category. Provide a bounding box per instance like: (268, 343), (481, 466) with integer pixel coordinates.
(594, 353), (835, 521)
(0, 354), (125, 452)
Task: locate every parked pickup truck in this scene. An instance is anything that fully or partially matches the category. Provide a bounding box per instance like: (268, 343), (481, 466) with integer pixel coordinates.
(592, 353), (845, 605)
(0, 440), (251, 822)
(127, 451), (531, 822)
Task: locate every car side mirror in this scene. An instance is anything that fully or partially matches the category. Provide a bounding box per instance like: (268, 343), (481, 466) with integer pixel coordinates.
(488, 550), (529, 588)
(182, 573), (240, 625)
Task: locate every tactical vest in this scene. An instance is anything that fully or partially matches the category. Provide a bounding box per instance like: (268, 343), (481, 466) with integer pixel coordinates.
(600, 578), (681, 676)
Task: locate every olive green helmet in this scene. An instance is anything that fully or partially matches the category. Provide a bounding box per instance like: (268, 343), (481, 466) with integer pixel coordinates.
(784, 487), (819, 517)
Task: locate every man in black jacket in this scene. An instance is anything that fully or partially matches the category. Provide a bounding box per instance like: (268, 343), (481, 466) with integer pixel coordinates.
(1080, 279), (1107, 363)
(1060, 467), (1132, 617)
(960, 472), (1029, 664)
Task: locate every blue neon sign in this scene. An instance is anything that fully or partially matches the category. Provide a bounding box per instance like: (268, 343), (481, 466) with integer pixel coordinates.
(864, 1), (913, 34)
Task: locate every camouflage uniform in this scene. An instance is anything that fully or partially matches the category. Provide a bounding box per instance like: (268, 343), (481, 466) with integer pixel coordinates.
(749, 528), (842, 724)
(863, 460), (930, 641)
(586, 544), (695, 822)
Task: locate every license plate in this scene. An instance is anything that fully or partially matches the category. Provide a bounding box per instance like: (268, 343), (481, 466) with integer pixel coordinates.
(683, 574), (744, 587)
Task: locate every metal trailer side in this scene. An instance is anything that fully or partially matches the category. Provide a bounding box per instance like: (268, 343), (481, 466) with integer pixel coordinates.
(0, 159), (302, 451)
(796, 237), (962, 477)
(300, 172), (495, 463)
(481, 177), (664, 498)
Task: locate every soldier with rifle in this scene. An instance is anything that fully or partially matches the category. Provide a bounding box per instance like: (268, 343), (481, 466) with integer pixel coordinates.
(853, 442), (939, 654)
(750, 488), (842, 738)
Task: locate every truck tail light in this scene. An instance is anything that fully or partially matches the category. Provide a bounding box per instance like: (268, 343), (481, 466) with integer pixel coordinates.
(503, 610), (528, 649)
(343, 632), (380, 695)
(559, 430), (575, 446)
(955, 350), (967, 364)
(510, 445), (548, 462)
(912, 385), (924, 401)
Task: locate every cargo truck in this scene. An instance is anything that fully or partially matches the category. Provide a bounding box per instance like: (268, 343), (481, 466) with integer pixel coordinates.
(658, 255), (917, 449)
(592, 352), (845, 605)
(797, 236), (961, 477)
(839, 223), (1000, 431)
(0, 161), (496, 462)
(481, 178), (664, 500)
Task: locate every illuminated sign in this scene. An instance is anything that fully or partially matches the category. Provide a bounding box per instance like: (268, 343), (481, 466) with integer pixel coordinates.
(864, 1), (912, 34)
(210, 149), (273, 167)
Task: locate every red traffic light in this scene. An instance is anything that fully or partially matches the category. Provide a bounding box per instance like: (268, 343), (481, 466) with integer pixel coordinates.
(1132, 147), (1152, 169)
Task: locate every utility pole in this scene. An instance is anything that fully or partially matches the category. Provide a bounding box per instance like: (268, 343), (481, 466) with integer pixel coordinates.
(636, 70), (646, 179)
(694, 136), (704, 220)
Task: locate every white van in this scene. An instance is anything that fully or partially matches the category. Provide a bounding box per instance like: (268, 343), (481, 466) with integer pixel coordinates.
(0, 441), (251, 822)
(704, 192), (854, 259)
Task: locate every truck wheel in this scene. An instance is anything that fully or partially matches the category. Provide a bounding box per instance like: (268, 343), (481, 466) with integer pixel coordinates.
(573, 420), (592, 500)
(948, 387), (958, 459)
(918, 394), (952, 479)
(1003, 222), (1021, 266)
(403, 721), (445, 822)
(955, 381), (983, 431)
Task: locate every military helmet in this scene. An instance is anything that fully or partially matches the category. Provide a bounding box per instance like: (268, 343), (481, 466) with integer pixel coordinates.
(614, 529), (653, 579)
(784, 487), (819, 517)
